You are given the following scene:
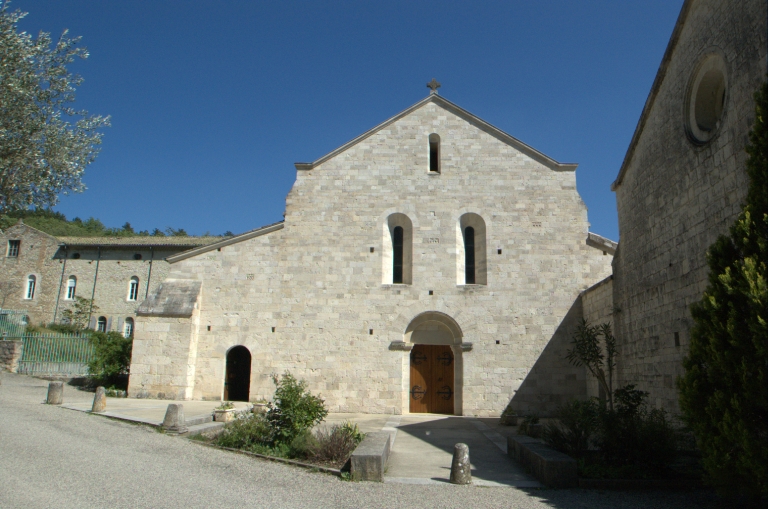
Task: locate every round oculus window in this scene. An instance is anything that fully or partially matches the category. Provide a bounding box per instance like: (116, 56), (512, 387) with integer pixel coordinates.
(685, 53), (728, 144)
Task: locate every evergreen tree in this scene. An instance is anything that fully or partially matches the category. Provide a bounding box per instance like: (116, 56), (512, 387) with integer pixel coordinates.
(678, 81), (768, 500)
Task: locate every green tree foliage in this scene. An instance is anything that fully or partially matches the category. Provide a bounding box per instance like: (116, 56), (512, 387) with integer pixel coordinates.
(0, 208), (201, 238)
(60, 296), (97, 330)
(0, 2), (109, 213)
(566, 319), (617, 410)
(678, 81), (768, 499)
(266, 372), (328, 445)
(87, 330), (132, 382)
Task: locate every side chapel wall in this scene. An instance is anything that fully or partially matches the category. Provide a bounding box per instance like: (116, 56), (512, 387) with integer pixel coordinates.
(612, 0), (767, 411)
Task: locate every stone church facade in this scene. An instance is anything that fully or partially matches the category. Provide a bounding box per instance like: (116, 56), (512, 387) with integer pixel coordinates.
(607, 0), (767, 411)
(128, 93), (614, 416)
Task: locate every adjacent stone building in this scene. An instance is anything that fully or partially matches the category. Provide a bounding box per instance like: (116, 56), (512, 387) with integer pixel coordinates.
(129, 91), (614, 416)
(0, 221), (219, 334)
(606, 0), (767, 410)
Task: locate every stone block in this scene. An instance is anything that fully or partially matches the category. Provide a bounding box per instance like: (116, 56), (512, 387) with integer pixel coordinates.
(350, 431), (391, 482)
(450, 443), (471, 485)
(46, 381), (63, 405)
(507, 435), (577, 488)
(91, 387), (106, 413)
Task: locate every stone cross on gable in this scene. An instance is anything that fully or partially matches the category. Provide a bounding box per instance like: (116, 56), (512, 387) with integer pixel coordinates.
(427, 78), (441, 95)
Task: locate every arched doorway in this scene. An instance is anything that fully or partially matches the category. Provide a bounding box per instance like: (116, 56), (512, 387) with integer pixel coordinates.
(404, 312), (463, 415)
(224, 346), (251, 401)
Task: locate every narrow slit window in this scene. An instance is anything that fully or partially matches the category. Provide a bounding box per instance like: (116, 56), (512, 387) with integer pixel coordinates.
(393, 226), (404, 284)
(464, 226), (475, 284)
(25, 275), (36, 299)
(429, 133), (440, 173)
(66, 276), (77, 300)
(127, 276), (139, 301)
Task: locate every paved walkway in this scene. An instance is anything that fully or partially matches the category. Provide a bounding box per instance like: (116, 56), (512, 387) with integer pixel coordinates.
(2, 372), (721, 509)
(385, 414), (540, 487)
(47, 380), (538, 486)
(61, 394), (251, 426)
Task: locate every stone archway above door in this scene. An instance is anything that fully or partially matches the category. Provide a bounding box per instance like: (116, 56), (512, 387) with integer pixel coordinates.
(398, 311), (471, 415)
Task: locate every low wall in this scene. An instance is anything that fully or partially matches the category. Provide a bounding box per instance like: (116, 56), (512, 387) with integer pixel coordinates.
(350, 431), (391, 482)
(0, 340), (23, 373)
(507, 435), (577, 488)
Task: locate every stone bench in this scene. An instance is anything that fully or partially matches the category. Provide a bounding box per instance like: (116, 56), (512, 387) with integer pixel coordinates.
(507, 435), (577, 488)
(350, 431), (391, 482)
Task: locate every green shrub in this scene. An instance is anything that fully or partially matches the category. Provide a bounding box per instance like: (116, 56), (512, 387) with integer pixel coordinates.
(543, 399), (598, 458)
(288, 430), (319, 460)
(215, 413), (274, 450)
(544, 388), (679, 478)
(678, 81), (768, 500)
(266, 372), (328, 445)
(517, 414), (540, 436)
(597, 386), (678, 471)
(312, 422), (365, 466)
(87, 331), (132, 385)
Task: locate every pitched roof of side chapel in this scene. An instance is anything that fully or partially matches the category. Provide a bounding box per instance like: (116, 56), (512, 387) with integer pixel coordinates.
(294, 93), (578, 173)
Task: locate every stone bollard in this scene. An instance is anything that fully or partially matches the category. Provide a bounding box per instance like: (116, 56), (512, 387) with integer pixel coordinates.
(162, 403), (188, 434)
(91, 386), (107, 413)
(46, 381), (64, 405)
(450, 443), (472, 485)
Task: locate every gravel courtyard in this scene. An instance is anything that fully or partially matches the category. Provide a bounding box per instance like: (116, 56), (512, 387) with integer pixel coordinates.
(0, 372), (722, 509)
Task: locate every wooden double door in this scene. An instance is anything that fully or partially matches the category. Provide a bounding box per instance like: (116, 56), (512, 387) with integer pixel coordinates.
(409, 344), (455, 414)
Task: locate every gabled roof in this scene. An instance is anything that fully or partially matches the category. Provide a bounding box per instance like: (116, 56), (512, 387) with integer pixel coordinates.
(611, 0), (693, 190)
(166, 221), (285, 263)
(57, 236), (222, 247)
(295, 94), (578, 172)
(2, 220), (61, 243)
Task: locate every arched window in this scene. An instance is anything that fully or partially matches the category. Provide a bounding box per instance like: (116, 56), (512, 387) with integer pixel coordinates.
(457, 213), (487, 285)
(127, 277), (139, 301)
(25, 275), (36, 299)
(382, 213), (413, 285)
(429, 133), (440, 173)
(66, 276), (77, 300)
(464, 227), (475, 284)
(97, 316), (107, 332)
(123, 317), (134, 338)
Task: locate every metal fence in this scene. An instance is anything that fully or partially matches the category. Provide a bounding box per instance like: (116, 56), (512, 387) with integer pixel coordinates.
(1, 310), (93, 375)
(16, 333), (94, 376)
(0, 309), (28, 338)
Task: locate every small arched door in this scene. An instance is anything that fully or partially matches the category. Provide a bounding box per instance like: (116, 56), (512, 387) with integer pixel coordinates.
(224, 346), (251, 401)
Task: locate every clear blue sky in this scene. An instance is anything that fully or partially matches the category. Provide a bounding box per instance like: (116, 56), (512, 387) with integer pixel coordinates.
(12, 0), (684, 240)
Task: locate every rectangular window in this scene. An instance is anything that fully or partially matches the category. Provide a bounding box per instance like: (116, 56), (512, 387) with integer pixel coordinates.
(7, 240), (20, 257)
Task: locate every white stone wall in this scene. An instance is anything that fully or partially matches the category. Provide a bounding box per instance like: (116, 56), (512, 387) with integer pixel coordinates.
(132, 98), (613, 416)
(612, 0), (767, 411)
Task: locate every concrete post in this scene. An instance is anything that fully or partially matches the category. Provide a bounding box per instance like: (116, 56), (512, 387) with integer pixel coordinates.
(46, 381), (64, 405)
(450, 443), (472, 485)
(91, 386), (106, 413)
(162, 403), (188, 434)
